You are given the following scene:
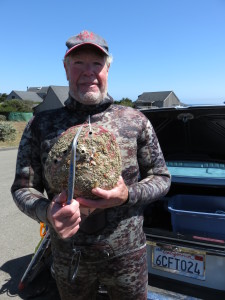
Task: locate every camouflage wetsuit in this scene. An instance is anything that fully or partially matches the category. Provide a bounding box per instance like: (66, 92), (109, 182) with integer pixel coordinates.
(11, 95), (171, 300)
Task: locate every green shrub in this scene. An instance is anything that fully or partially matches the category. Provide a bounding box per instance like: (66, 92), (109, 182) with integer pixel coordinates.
(0, 99), (34, 113)
(0, 121), (16, 141)
(0, 115), (6, 121)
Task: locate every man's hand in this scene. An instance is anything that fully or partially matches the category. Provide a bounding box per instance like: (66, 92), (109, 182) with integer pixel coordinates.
(77, 176), (129, 209)
(47, 190), (81, 239)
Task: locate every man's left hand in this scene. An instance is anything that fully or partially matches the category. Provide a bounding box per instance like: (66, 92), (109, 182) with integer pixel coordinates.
(77, 176), (128, 209)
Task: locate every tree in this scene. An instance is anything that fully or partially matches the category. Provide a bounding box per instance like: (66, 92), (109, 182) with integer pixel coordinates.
(0, 93), (8, 103)
(114, 98), (134, 107)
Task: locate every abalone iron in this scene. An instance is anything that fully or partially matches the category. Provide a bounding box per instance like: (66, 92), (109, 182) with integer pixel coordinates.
(67, 125), (83, 204)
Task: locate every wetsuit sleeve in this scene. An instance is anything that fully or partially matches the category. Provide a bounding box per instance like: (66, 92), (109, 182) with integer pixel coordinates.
(11, 118), (50, 224)
(127, 119), (171, 205)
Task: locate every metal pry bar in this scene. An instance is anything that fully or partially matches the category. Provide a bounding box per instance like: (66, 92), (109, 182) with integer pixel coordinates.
(67, 125), (83, 204)
(18, 231), (51, 290)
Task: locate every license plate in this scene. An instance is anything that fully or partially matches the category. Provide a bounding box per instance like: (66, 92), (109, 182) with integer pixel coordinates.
(152, 244), (206, 280)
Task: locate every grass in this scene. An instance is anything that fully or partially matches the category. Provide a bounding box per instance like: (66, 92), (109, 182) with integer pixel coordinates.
(0, 121), (27, 149)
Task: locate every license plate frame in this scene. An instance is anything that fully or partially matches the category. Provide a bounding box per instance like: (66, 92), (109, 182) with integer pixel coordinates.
(151, 243), (206, 280)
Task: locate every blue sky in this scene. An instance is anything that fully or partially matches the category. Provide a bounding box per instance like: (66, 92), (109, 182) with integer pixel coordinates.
(1, 0), (225, 104)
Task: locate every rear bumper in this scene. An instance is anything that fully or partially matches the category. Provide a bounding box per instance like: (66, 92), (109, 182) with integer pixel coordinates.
(145, 228), (225, 297)
(147, 275), (225, 300)
(147, 286), (201, 300)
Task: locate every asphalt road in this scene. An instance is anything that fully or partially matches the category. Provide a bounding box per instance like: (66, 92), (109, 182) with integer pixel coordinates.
(0, 149), (56, 299)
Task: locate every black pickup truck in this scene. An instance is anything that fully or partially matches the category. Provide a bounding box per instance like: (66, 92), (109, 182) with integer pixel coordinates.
(142, 105), (225, 300)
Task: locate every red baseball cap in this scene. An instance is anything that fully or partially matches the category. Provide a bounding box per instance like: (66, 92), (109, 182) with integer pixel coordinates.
(65, 30), (109, 58)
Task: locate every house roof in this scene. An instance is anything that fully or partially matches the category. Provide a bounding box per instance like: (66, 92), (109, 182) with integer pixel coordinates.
(49, 85), (69, 104)
(137, 91), (173, 103)
(11, 91), (43, 102)
(33, 85), (69, 114)
(27, 86), (49, 94)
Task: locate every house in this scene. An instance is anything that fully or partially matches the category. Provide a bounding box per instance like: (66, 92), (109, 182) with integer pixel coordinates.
(6, 90), (43, 103)
(6, 85), (69, 114)
(27, 86), (49, 100)
(135, 91), (181, 110)
(33, 86), (69, 114)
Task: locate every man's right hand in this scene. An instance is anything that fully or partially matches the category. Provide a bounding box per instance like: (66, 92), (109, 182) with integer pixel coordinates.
(47, 190), (81, 239)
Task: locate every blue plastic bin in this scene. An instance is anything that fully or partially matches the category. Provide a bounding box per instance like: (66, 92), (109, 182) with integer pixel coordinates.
(168, 195), (225, 239)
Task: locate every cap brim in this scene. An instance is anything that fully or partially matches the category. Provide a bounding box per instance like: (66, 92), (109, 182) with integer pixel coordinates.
(65, 42), (109, 58)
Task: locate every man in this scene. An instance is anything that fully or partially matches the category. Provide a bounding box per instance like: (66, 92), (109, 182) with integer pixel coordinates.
(11, 30), (171, 300)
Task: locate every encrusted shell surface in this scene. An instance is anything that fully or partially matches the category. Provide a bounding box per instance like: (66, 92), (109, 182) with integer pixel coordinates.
(44, 124), (122, 199)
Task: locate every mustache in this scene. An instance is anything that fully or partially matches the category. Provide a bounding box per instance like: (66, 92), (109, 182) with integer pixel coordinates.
(79, 81), (99, 85)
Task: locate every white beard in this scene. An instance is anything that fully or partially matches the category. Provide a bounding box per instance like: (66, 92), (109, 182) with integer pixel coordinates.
(77, 90), (104, 105)
(70, 85), (108, 105)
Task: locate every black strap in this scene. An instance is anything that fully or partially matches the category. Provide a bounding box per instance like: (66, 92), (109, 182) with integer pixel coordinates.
(68, 248), (81, 283)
